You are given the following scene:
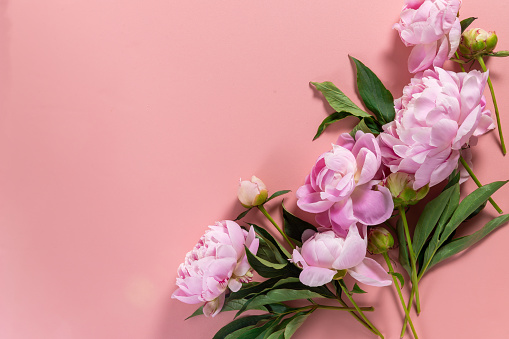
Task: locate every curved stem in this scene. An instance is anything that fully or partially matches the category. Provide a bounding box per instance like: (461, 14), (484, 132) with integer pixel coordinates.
(257, 205), (295, 249)
(398, 206), (421, 314)
(383, 253), (419, 339)
(455, 52), (466, 72)
(459, 155), (503, 214)
(340, 280), (384, 339)
(400, 286), (415, 337)
(477, 55), (506, 155)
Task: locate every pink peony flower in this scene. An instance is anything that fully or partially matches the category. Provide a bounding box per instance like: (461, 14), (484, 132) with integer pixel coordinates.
(394, 0), (462, 73)
(296, 131), (394, 236)
(379, 67), (494, 189)
(237, 176), (268, 208)
(172, 220), (259, 317)
(290, 224), (392, 287)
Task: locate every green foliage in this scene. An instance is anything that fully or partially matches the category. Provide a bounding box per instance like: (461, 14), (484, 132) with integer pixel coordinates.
(282, 203), (317, 245)
(350, 56), (395, 124)
(350, 283), (367, 294)
(414, 181), (509, 277)
(310, 81), (371, 118)
(267, 190), (292, 202)
(251, 223), (291, 260)
(313, 111), (354, 140)
(460, 17), (477, 33)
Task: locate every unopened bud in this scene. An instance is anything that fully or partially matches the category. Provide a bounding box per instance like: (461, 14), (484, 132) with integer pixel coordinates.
(237, 176), (268, 208)
(381, 173), (429, 208)
(367, 227), (394, 254)
(459, 28), (498, 59)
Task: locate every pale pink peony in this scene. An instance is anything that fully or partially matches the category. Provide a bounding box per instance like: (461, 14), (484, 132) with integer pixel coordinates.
(172, 220), (259, 317)
(290, 224), (392, 287)
(378, 67), (494, 189)
(394, 0), (462, 73)
(237, 176), (268, 208)
(296, 131), (394, 236)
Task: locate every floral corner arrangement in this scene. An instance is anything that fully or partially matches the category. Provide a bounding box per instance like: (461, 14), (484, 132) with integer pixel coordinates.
(171, 0), (509, 338)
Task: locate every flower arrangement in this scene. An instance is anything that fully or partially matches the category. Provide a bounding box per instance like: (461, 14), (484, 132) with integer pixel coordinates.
(172, 1), (509, 338)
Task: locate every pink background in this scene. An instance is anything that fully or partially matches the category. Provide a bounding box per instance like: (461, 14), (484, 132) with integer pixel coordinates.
(1, 0), (508, 338)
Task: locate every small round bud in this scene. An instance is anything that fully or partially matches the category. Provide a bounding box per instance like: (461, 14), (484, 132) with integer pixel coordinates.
(380, 173), (429, 208)
(367, 227), (394, 254)
(237, 176), (268, 208)
(459, 28), (498, 59)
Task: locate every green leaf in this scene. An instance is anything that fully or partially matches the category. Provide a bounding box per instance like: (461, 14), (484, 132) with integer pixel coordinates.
(282, 203), (317, 245)
(224, 326), (256, 339)
(313, 111), (355, 140)
(311, 82), (372, 119)
(267, 190), (292, 202)
(443, 170), (460, 191)
(396, 217), (411, 276)
(350, 56), (395, 124)
(186, 298), (272, 319)
(349, 117), (382, 137)
(235, 208), (252, 221)
(460, 17), (477, 33)
(391, 272), (405, 288)
(439, 181), (508, 245)
(421, 184), (460, 276)
(238, 317), (281, 339)
(212, 315), (274, 339)
(427, 214), (509, 270)
(350, 283), (367, 294)
(251, 224), (291, 259)
(284, 313), (310, 338)
(236, 289), (324, 317)
(245, 247), (290, 278)
(256, 237), (287, 265)
(267, 329), (285, 339)
(413, 185), (457, 257)
(465, 200), (487, 221)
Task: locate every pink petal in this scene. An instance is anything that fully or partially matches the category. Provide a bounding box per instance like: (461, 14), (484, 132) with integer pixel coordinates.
(297, 191), (335, 213)
(299, 266), (337, 287)
(203, 293), (226, 317)
(408, 41), (437, 73)
(332, 224), (366, 270)
(350, 186), (394, 225)
(348, 258), (392, 287)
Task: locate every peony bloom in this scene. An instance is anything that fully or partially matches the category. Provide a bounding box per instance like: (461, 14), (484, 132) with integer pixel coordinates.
(172, 220), (259, 317)
(296, 131), (394, 236)
(378, 67), (494, 189)
(290, 224), (392, 287)
(238, 176), (268, 208)
(394, 0), (462, 73)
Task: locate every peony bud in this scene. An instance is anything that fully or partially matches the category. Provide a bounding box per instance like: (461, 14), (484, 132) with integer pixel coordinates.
(237, 176), (268, 208)
(381, 173), (429, 208)
(458, 28), (498, 59)
(367, 227), (394, 255)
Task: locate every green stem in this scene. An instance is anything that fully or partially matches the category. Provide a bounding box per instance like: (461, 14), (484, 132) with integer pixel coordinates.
(383, 253), (419, 339)
(340, 280), (384, 339)
(455, 52), (466, 72)
(335, 294), (379, 336)
(398, 206), (421, 314)
(257, 205), (295, 249)
(459, 155), (503, 214)
(400, 287), (415, 337)
(314, 304), (373, 312)
(477, 55), (506, 155)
